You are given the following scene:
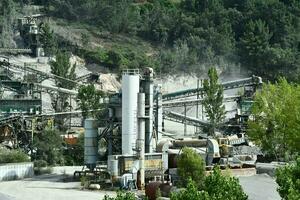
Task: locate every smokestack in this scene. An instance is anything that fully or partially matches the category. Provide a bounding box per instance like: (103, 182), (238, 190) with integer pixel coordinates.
(137, 93), (145, 189)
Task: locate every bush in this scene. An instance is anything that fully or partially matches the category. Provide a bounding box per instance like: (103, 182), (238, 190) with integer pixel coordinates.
(33, 159), (53, 175)
(0, 149), (30, 164)
(171, 179), (210, 200)
(172, 167), (248, 200)
(204, 167), (248, 200)
(34, 160), (48, 168)
(177, 147), (205, 189)
(276, 158), (300, 200)
(103, 191), (136, 200)
(34, 167), (53, 175)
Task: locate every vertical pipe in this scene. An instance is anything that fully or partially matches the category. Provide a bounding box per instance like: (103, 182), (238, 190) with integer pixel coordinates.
(184, 104), (187, 136)
(145, 78), (154, 153)
(155, 87), (163, 142)
(137, 93), (145, 189)
(108, 108), (113, 155)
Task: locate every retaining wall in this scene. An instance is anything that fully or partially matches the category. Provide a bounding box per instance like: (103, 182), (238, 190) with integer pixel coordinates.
(0, 162), (34, 181)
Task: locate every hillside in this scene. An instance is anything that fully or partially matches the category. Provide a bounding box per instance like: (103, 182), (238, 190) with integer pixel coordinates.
(1, 0), (300, 81)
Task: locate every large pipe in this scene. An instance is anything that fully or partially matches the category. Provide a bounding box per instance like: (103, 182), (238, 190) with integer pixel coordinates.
(155, 87), (163, 142)
(144, 69), (154, 153)
(35, 83), (78, 95)
(137, 93), (145, 189)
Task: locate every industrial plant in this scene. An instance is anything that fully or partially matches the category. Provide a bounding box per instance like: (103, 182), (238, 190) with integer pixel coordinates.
(0, 11), (279, 200)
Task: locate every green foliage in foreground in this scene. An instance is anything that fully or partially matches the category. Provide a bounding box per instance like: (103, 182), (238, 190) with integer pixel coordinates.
(170, 179), (210, 200)
(204, 167), (248, 200)
(177, 147), (205, 189)
(103, 191), (136, 200)
(171, 167), (247, 200)
(276, 158), (300, 200)
(175, 147), (247, 200)
(171, 167), (248, 200)
(0, 149), (29, 164)
(248, 78), (300, 161)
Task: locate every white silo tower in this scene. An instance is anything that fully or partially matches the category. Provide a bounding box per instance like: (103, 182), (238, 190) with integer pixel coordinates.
(122, 69), (140, 155)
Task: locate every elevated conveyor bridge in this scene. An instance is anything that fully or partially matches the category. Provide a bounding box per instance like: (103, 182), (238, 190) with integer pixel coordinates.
(162, 76), (262, 101)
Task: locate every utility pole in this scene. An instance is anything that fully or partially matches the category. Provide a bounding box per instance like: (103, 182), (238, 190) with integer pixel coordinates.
(201, 79), (204, 120)
(195, 79), (200, 134)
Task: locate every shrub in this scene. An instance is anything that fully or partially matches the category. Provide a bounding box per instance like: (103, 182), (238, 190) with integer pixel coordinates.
(103, 191), (136, 200)
(34, 160), (48, 168)
(34, 167), (53, 175)
(0, 149), (30, 164)
(204, 167), (248, 200)
(177, 147), (205, 189)
(33, 129), (64, 166)
(276, 158), (300, 200)
(171, 178), (210, 200)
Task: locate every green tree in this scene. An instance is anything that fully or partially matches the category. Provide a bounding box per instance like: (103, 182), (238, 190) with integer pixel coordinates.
(275, 158), (300, 200)
(33, 128), (64, 165)
(204, 167), (248, 200)
(239, 20), (272, 78)
(171, 178), (210, 200)
(40, 23), (57, 56)
(77, 84), (105, 119)
(50, 51), (76, 130)
(203, 67), (225, 135)
(177, 147), (205, 189)
(248, 78), (300, 161)
(0, 0), (16, 48)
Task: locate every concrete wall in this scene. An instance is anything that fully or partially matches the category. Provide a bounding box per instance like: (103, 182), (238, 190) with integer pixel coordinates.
(0, 162), (34, 181)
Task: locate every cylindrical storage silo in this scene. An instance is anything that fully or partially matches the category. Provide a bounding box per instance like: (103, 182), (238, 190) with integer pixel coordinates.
(84, 118), (98, 170)
(122, 70), (140, 155)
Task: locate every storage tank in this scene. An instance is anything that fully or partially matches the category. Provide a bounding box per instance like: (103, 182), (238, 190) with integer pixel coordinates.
(122, 69), (140, 155)
(84, 118), (98, 170)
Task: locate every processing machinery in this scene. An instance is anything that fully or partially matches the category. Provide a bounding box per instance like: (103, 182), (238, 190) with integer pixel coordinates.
(81, 68), (263, 189)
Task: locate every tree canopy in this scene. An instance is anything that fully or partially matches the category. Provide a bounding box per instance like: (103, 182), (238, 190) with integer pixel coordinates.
(248, 78), (300, 161)
(77, 84), (105, 119)
(276, 158), (300, 200)
(34, 0), (300, 81)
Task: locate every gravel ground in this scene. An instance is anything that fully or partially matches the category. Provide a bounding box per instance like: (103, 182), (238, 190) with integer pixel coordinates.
(239, 174), (281, 200)
(0, 174), (115, 200)
(0, 172), (280, 200)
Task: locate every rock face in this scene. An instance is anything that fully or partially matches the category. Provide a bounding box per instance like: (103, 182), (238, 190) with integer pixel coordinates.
(96, 73), (121, 93)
